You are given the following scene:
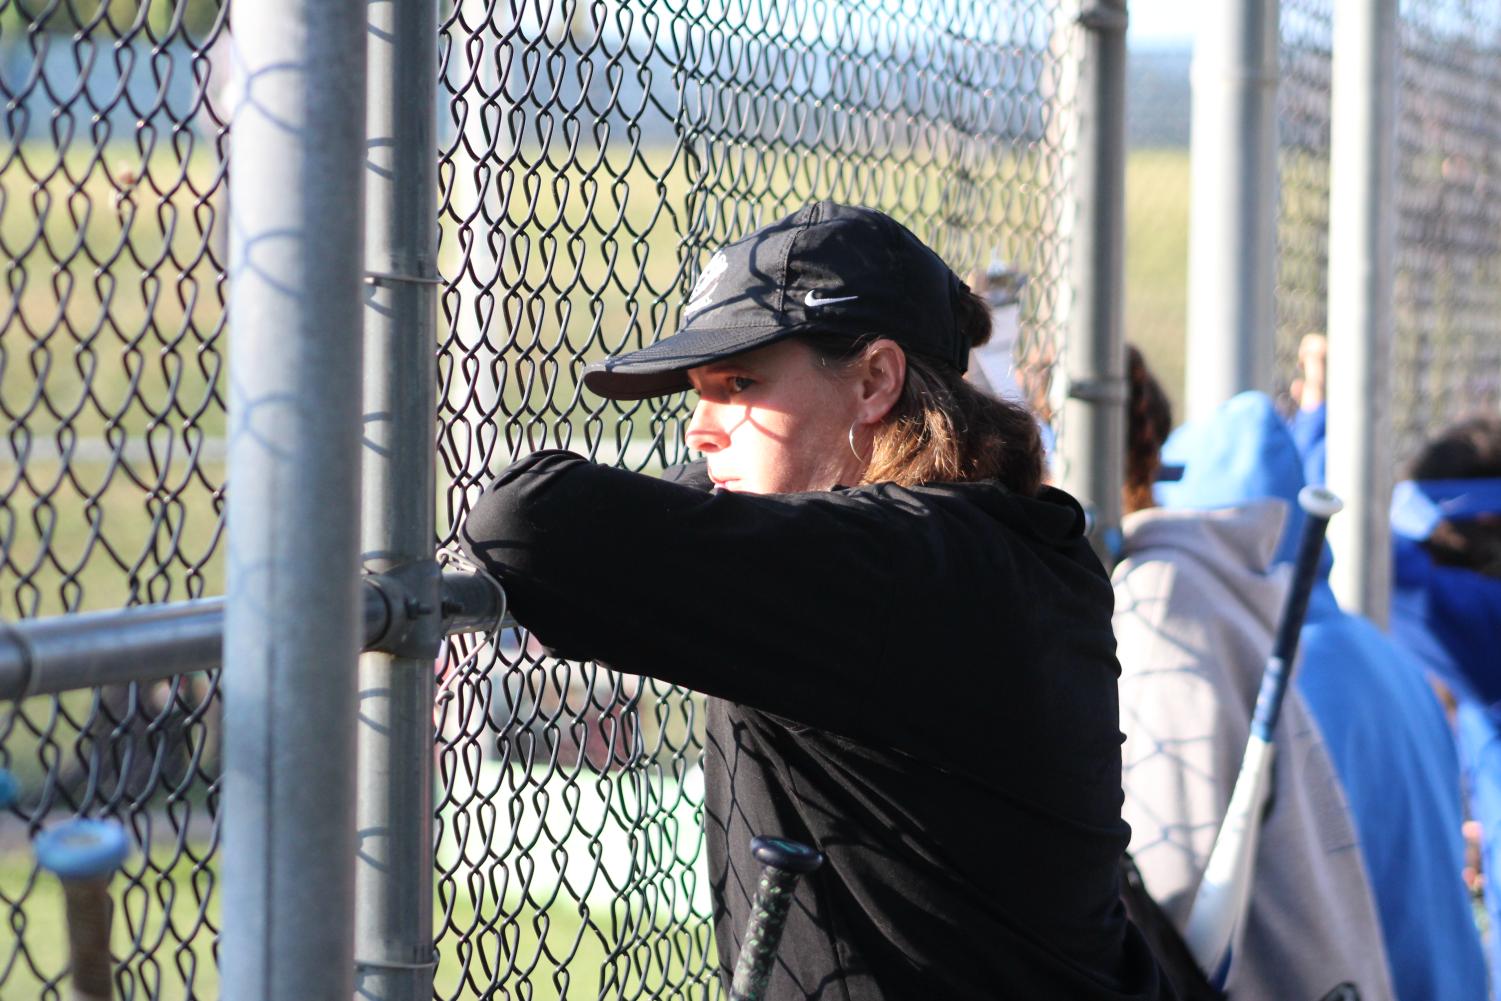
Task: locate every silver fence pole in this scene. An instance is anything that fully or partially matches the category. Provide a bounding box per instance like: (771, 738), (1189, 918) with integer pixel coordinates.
(1326, 0), (1397, 623)
(1184, 0), (1280, 421)
(1061, 0), (1129, 562)
(356, 0), (442, 996)
(221, 1), (368, 998)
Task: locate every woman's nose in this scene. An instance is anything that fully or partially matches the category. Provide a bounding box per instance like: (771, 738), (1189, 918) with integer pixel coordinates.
(685, 399), (729, 453)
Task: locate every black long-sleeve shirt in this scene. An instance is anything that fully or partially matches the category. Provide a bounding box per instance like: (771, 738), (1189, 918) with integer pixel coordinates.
(460, 451), (1170, 1000)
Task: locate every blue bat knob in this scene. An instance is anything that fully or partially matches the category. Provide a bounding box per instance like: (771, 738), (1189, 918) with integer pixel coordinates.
(35, 819), (131, 881)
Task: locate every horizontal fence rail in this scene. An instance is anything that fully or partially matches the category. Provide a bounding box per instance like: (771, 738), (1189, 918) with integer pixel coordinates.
(0, 572), (511, 701)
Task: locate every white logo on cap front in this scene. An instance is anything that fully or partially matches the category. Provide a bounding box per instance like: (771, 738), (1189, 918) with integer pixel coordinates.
(805, 290), (859, 307)
(683, 252), (729, 320)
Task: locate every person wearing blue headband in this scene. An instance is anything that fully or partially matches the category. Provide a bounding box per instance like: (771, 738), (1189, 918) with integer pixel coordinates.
(1388, 415), (1501, 992)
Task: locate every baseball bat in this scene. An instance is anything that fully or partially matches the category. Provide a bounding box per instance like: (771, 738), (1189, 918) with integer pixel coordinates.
(1182, 485), (1344, 986)
(728, 835), (825, 1001)
(35, 818), (132, 1001)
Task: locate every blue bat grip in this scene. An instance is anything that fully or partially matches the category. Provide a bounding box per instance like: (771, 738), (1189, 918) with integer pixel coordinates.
(1250, 485), (1342, 744)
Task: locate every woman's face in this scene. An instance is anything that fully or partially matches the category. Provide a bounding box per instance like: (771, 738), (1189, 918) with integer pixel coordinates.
(685, 339), (871, 495)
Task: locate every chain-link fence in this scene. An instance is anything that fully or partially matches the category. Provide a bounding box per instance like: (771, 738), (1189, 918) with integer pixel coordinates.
(1390, 0), (1501, 466)
(432, 0), (1082, 996)
(1273, 0), (1501, 466)
(1, 0), (1085, 997)
(1274, 0), (1332, 409)
(0, 2), (227, 999)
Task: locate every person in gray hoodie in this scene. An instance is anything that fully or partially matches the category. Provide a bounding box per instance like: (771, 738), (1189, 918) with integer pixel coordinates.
(1112, 351), (1395, 1001)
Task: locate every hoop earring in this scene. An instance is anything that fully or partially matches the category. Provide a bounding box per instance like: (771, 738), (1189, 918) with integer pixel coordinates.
(848, 422), (869, 465)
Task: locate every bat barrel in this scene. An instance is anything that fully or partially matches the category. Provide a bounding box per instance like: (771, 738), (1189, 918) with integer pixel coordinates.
(35, 819), (131, 1001)
(728, 836), (825, 1001)
(1185, 486), (1344, 983)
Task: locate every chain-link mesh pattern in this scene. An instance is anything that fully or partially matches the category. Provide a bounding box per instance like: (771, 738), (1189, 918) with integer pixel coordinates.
(0, 3), (227, 999)
(1276, 0), (1501, 466)
(1393, 0), (1501, 466)
(1274, 0), (1332, 409)
(0, 0), (1083, 997)
(433, 0), (1081, 996)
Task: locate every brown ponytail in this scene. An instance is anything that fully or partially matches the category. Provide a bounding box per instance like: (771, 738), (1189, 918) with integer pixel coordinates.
(801, 288), (1045, 496)
(1123, 345), (1172, 515)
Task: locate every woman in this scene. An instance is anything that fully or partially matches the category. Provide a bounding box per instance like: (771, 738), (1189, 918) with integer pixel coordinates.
(1113, 349), (1395, 1001)
(461, 202), (1168, 999)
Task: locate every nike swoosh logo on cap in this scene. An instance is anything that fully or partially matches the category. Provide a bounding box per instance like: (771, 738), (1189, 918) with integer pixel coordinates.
(804, 290), (859, 307)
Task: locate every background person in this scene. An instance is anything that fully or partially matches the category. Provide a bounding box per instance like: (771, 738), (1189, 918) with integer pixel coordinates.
(1156, 384), (1485, 1001)
(1113, 349), (1395, 1001)
(1388, 416), (1501, 992)
(460, 202), (1171, 1000)
(1286, 332), (1328, 488)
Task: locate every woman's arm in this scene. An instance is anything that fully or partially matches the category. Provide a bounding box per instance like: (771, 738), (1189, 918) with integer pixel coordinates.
(458, 450), (912, 730)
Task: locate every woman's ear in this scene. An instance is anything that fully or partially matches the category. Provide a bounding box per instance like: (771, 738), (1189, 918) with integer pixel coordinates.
(855, 339), (906, 425)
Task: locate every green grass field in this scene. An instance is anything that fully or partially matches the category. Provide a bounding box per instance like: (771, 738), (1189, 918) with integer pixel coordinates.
(0, 833), (714, 1000)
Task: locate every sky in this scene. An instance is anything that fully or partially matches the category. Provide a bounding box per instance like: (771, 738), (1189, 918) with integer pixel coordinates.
(1127, 0), (1197, 47)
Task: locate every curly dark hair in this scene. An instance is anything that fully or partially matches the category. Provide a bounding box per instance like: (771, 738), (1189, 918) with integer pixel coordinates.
(1122, 345), (1173, 514)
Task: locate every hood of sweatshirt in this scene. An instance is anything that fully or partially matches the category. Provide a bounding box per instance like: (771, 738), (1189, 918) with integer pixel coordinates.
(1120, 499), (1291, 631)
(1152, 391), (1336, 601)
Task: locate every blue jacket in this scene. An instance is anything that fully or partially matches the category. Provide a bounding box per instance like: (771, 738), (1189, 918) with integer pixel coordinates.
(1390, 509), (1501, 997)
(1287, 404), (1327, 488)
(1163, 392), (1487, 1000)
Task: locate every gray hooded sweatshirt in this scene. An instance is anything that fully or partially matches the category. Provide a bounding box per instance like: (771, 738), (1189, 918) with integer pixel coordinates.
(1113, 501), (1395, 1001)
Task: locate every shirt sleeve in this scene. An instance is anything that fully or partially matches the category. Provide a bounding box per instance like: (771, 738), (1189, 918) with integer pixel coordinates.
(1287, 404), (1327, 487)
(458, 450), (915, 731)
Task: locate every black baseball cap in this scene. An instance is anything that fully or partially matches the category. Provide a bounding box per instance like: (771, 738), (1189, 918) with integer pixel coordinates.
(582, 200), (972, 401)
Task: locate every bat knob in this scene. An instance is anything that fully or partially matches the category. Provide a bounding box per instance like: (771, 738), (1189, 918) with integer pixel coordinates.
(1298, 485), (1344, 521)
(751, 836), (824, 874)
(35, 819), (131, 880)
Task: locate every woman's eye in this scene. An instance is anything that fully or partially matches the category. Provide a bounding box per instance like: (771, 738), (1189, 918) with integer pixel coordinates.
(729, 376), (755, 393)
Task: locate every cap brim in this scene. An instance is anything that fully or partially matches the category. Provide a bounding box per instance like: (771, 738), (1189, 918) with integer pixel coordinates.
(583, 324), (804, 401)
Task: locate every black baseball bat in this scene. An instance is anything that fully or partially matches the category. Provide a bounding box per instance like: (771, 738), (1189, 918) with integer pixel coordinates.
(728, 835), (825, 1001)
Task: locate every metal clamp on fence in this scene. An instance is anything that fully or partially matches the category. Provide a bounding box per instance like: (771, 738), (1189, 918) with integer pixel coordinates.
(1067, 375), (1131, 405)
(1078, 2), (1128, 33)
(363, 269), (444, 287)
(362, 560), (442, 659)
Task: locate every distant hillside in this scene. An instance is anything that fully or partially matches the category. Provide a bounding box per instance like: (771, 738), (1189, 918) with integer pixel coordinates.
(1127, 44), (1192, 147)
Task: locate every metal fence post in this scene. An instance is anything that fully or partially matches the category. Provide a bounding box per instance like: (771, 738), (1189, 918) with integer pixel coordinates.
(1184, 0), (1280, 420)
(1061, 0), (1129, 562)
(1326, 0), (1397, 623)
(221, 1), (368, 999)
(356, 0), (442, 997)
